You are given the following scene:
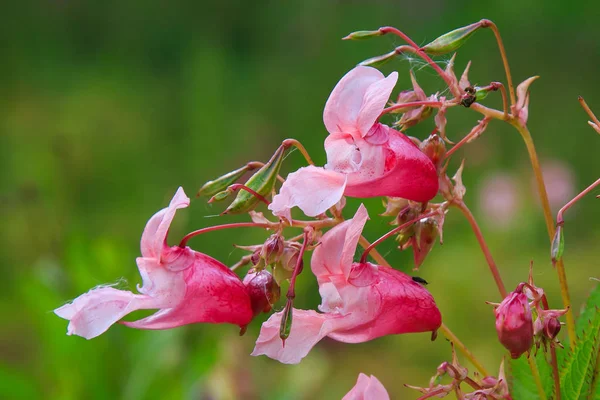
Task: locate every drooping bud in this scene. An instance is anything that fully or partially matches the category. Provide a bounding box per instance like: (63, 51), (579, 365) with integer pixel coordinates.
(421, 21), (485, 56)
(420, 133), (447, 169)
(543, 317), (561, 340)
(250, 249), (262, 267)
(261, 234), (284, 265)
(342, 29), (383, 41)
(413, 217), (439, 269)
(243, 269), (281, 317)
(551, 225), (564, 266)
(279, 246), (300, 272)
(197, 164), (256, 197)
(493, 291), (534, 358)
(224, 145), (286, 214)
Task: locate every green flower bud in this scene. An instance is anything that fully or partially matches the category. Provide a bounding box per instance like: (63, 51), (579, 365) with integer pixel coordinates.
(342, 30), (383, 41)
(421, 21), (484, 56)
(551, 225), (564, 265)
(280, 300), (293, 341)
(224, 145), (286, 214)
(359, 50), (398, 67)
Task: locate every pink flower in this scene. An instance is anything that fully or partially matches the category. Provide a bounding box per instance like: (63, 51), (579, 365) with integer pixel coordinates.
(342, 373), (390, 400)
(494, 291), (533, 358)
(269, 66), (438, 221)
(55, 187), (253, 339)
(251, 205), (442, 364)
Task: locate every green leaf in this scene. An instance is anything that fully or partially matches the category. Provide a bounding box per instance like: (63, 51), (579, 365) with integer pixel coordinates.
(576, 284), (600, 337)
(510, 351), (554, 399)
(560, 283), (600, 400)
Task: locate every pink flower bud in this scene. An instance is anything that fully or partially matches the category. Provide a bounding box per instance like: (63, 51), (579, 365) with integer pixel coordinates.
(420, 133), (446, 169)
(494, 291), (533, 358)
(243, 270), (280, 317)
(261, 234), (284, 265)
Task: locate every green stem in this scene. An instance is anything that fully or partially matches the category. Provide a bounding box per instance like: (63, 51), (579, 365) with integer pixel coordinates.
(527, 356), (549, 400)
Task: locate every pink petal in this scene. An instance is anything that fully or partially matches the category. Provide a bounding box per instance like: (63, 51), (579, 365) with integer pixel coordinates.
(135, 257), (186, 305)
(324, 66), (395, 136)
(269, 166), (347, 221)
(140, 187), (190, 261)
(54, 287), (157, 339)
(356, 71), (398, 137)
(342, 373), (390, 400)
(325, 134), (386, 180)
(344, 129), (438, 202)
(311, 204), (369, 281)
(251, 308), (336, 364)
(124, 252), (252, 329)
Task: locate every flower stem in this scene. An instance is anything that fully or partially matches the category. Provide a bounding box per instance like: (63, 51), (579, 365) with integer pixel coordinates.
(527, 355), (548, 400)
(379, 100), (443, 118)
(438, 323), (490, 376)
(359, 211), (437, 264)
(227, 184), (271, 206)
(578, 96), (600, 133)
(454, 200), (508, 298)
(556, 178), (600, 226)
(378, 26), (460, 97)
(357, 236), (490, 377)
(511, 123), (576, 347)
(282, 138), (314, 165)
(541, 295), (562, 400)
(445, 117), (491, 159)
(480, 20), (516, 106)
(179, 222), (272, 248)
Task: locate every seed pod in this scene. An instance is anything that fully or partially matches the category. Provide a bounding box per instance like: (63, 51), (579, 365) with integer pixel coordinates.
(421, 21), (484, 56)
(280, 300), (294, 341)
(224, 145), (286, 214)
(243, 269), (281, 317)
(342, 29), (383, 41)
(197, 164), (256, 197)
(359, 50), (398, 67)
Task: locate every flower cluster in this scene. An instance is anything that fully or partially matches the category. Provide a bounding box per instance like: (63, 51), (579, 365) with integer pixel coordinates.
(54, 18), (585, 398)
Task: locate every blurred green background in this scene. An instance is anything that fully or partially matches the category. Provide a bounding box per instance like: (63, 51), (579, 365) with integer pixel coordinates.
(1, 1), (599, 399)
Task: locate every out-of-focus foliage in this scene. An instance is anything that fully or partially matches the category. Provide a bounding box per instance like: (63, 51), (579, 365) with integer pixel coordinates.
(1, 1), (599, 399)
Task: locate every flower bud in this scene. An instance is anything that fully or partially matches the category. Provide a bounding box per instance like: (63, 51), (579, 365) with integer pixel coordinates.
(243, 270), (281, 317)
(279, 246), (300, 272)
(224, 145), (286, 214)
(421, 21), (484, 56)
(551, 225), (564, 266)
(250, 249), (262, 266)
(413, 217), (438, 269)
(280, 300), (294, 341)
(342, 29), (383, 41)
(494, 291), (533, 358)
(197, 164), (256, 197)
(261, 234), (284, 265)
(381, 197), (409, 217)
(420, 133), (447, 169)
(543, 317), (561, 340)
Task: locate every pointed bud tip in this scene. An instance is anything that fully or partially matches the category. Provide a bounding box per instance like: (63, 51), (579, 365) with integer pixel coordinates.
(342, 30), (383, 41)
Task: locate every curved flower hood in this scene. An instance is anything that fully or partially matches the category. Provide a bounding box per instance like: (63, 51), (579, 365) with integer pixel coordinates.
(55, 188), (253, 339)
(270, 66), (438, 222)
(252, 205), (442, 364)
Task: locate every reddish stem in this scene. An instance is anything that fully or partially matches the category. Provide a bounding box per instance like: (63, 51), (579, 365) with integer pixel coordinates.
(454, 201), (508, 298)
(228, 184), (271, 206)
(287, 228), (311, 301)
(480, 20), (516, 106)
(415, 388), (448, 400)
(541, 295), (561, 400)
(378, 26), (460, 97)
(179, 222), (271, 248)
(556, 178), (600, 226)
(360, 211), (437, 264)
(578, 96), (600, 132)
(379, 101), (443, 119)
(445, 117), (491, 159)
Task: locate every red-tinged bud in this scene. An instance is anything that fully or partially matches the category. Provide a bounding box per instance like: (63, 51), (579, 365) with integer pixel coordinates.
(261, 234), (284, 265)
(413, 218), (438, 269)
(381, 197), (409, 217)
(250, 249), (262, 266)
(494, 291), (534, 358)
(420, 133), (447, 169)
(480, 376), (498, 389)
(543, 317), (561, 340)
(279, 246), (300, 272)
(243, 270), (281, 317)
